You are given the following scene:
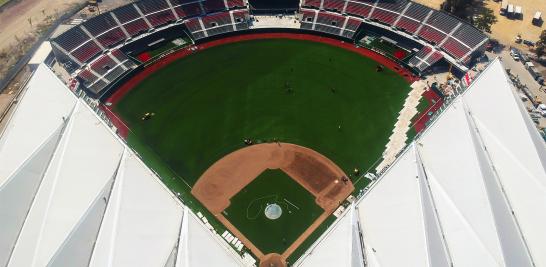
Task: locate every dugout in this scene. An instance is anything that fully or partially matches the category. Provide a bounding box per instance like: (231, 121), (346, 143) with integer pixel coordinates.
(120, 24), (190, 57)
(248, 0), (299, 14)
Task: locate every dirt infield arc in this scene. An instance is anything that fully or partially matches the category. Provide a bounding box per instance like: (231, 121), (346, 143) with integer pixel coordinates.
(191, 143), (354, 267)
(102, 32), (418, 139)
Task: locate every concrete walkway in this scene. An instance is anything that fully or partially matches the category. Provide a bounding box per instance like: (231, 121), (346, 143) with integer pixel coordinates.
(376, 80), (426, 172)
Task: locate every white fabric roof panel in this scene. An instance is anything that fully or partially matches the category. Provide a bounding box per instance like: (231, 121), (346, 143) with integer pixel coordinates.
(414, 150), (451, 267)
(417, 100), (504, 266)
(0, 64), (77, 266)
(90, 151), (184, 267)
(463, 60), (546, 266)
(1, 64), (245, 267)
(0, 64), (76, 186)
(29, 41), (52, 65)
(358, 145), (429, 267)
(9, 101), (125, 266)
(349, 59), (545, 267)
(176, 210), (243, 267)
(3, 57), (546, 267)
(297, 207), (357, 267)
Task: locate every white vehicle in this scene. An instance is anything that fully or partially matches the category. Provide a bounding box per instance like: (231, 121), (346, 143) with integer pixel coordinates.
(533, 11), (542, 25)
(515, 6), (523, 18)
(510, 49), (520, 61)
(525, 61), (535, 70)
(501, 0), (509, 14)
(505, 4), (514, 18)
(507, 4), (514, 15)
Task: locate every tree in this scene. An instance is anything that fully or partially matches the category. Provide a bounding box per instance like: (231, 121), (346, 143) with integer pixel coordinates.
(442, 0), (472, 18)
(537, 45), (545, 58)
(473, 8), (497, 33)
(536, 30), (546, 58)
(538, 30), (546, 45)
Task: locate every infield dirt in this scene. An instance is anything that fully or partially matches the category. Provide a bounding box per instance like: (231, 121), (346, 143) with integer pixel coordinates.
(192, 143), (354, 267)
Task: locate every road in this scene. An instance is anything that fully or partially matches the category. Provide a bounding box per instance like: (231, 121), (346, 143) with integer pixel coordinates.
(486, 50), (546, 128)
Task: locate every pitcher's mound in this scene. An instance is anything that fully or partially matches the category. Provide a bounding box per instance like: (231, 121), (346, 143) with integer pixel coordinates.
(265, 203), (283, 220)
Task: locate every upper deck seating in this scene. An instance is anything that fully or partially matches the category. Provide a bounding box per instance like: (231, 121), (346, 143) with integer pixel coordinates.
(323, 0), (345, 12)
(84, 14), (118, 36)
(72, 41), (102, 63)
(124, 19), (151, 36)
(136, 0), (169, 13)
(440, 37), (470, 59)
(375, 0), (407, 13)
(146, 10), (177, 27)
(395, 17), (420, 34)
(418, 25), (446, 45)
(346, 1), (373, 18)
(425, 11), (459, 34)
(96, 28), (126, 47)
(55, 27), (91, 52)
(302, 0), (321, 9)
(90, 54), (117, 76)
(404, 3), (430, 21)
(112, 4), (142, 23)
(203, 0), (227, 13)
(370, 8), (398, 25)
(227, 0), (245, 8)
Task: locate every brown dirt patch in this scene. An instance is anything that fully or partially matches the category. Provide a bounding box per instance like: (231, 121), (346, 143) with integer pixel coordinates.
(283, 151), (338, 193)
(260, 253), (284, 267)
(412, 0), (443, 9)
(485, 0), (545, 53)
(191, 143), (354, 266)
(0, 0), (84, 79)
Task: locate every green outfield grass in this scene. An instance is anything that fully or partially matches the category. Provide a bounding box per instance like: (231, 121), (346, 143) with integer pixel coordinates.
(115, 38), (410, 262)
(224, 169), (323, 254)
(116, 38), (410, 189)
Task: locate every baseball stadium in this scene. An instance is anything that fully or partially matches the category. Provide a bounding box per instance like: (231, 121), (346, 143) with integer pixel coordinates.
(1, 0), (546, 266)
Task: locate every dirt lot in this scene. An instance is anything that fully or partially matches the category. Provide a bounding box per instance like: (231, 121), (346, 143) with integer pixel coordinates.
(0, 0), (134, 126)
(412, 0), (444, 9)
(0, 0), (86, 78)
(486, 0), (545, 52)
(192, 143), (353, 267)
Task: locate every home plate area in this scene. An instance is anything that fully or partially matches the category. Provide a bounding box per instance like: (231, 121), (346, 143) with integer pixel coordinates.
(191, 143), (354, 267)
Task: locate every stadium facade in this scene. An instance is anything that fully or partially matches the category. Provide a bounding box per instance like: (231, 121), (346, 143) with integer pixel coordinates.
(1, 56), (545, 266)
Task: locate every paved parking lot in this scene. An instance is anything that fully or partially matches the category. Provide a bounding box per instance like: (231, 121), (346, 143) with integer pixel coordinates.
(487, 50), (546, 128)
